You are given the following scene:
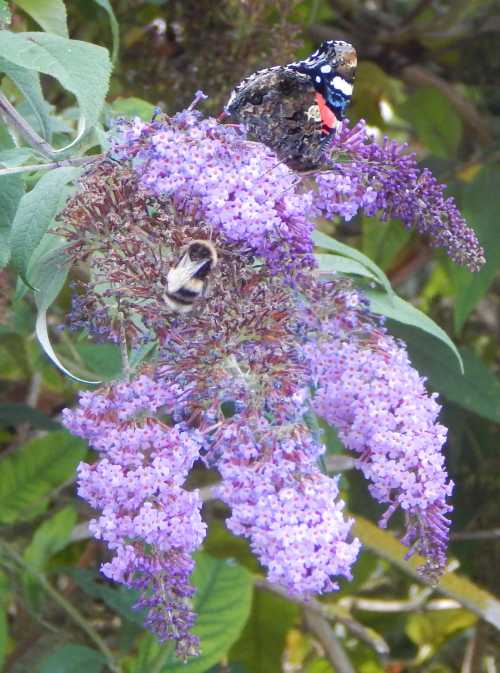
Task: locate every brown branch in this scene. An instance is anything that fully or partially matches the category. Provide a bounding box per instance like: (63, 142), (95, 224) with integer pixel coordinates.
(461, 626), (483, 673)
(304, 609), (357, 673)
(452, 528), (500, 541)
(0, 90), (57, 159)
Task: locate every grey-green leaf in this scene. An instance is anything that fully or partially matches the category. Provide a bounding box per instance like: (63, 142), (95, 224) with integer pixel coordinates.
(315, 252), (379, 281)
(0, 31), (111, 151)
(9, 166), (79, 278)
(0, 173), (24, 268)
(0, 430), (86, 524)
(31, 244), (102, 384)
(0, 57), (52, 140)
(92, 0), (119, 64)
(313, 229), (394, 295)
(366, 289), (463, 373)
(14, 0), (68, 38)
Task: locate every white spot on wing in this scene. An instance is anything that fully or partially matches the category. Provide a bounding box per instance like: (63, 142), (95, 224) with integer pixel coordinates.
(306, 104), (321, 122)
(331, 76), (353, 96)
(320, 64), (332, 73)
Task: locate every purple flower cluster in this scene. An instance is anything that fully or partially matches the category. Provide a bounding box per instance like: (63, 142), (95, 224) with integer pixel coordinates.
(57, 98), (483, 656)
(309, 327), (452, 577)
(62, 376), (206, 659)
(215, 420), (360, 595)
(315, 121), (485, 271)
(112, 111), (315, 269)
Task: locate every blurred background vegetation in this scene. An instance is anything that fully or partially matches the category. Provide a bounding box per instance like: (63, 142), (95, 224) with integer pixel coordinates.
(0, 1), (499, 672)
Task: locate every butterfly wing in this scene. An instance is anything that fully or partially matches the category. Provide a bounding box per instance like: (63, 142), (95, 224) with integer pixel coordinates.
(289, 40), (357, 126)
(224, 40), (357, 170)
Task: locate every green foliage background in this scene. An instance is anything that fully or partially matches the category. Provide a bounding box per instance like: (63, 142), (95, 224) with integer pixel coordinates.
(0, 1), (499, 672)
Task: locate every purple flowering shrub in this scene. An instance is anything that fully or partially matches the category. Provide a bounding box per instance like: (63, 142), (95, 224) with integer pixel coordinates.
(58, 106), (484, 658)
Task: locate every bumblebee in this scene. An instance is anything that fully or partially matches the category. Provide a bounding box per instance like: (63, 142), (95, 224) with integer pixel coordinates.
(165, 240), (218, 313)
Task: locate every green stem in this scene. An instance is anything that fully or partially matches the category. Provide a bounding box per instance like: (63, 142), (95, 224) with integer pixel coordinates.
(149, 642), (175, 673)
(0, 540), (122, 673)
(0, 156), (97, 177)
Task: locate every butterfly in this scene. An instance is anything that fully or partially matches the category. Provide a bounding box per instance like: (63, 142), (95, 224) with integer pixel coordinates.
(223, 40), (357, 171)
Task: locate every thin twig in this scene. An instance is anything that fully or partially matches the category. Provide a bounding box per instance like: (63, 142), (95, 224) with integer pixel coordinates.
(255, 578), (389, 655)
(451, 528), (500, 541)
(341, 592), (460, 613)
(16, 372), (43, 446)
(401, 0), (434, 26)
(485, 656), (497, 673)
(0, 540), (122, 673)
(461, 626), (483, 673)
(118, 315), (130, 381)
(304, 608), (357, 673)
(0, 90), (57, 159)
(0, 156), (98, 177)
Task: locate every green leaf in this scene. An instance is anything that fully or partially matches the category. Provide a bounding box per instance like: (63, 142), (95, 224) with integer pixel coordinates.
(146, 553), (253, 672)
(0, 147), (35, 167)
(399, 87), (463, 158)
(312, 230), (394, 296)
(0, 1), (11, 28)
(229, 589), (298, 673)
(0, 430), (86, 524)
(361, 216), (412, 270)
(29, 238), (72, 308)
(24, 506), (77, 568)
(354, 515), (500, 630)
(29, 239), (101, 384)
(92, 0), (119, 64)
(0, 57), (52, 140)
(23, 505), (77, 608)
(366, 289), (463, 373)
(450, 168), (500, 332)
(14, 0), (68, 38)
(315, 253), (379, 281)
(0, 31), (112, 151)
(307, 660), (334, 673)
(0, 173), (24, 268)
(0, 403), (60, 430)
(74, 343), (122, 381)
(406, 609), (477, 661)
(388, 323), (500, 423)
(39, 644), (105, 673)
(66, 568), (146, 627)
(111, 97), (155, 121)
(203, 520), (259, 573)
(0, 571), (8, 672)
(9, 167), (78, 278)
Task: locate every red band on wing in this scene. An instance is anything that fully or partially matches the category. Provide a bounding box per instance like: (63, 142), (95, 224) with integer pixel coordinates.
(315, 92), (337, 134)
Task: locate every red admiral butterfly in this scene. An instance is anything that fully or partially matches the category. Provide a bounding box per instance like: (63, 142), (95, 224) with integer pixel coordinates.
(224, 40), (357, 171)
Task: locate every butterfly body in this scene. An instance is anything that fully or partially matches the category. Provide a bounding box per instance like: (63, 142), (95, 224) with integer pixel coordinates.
(225, 40), (357, 170)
